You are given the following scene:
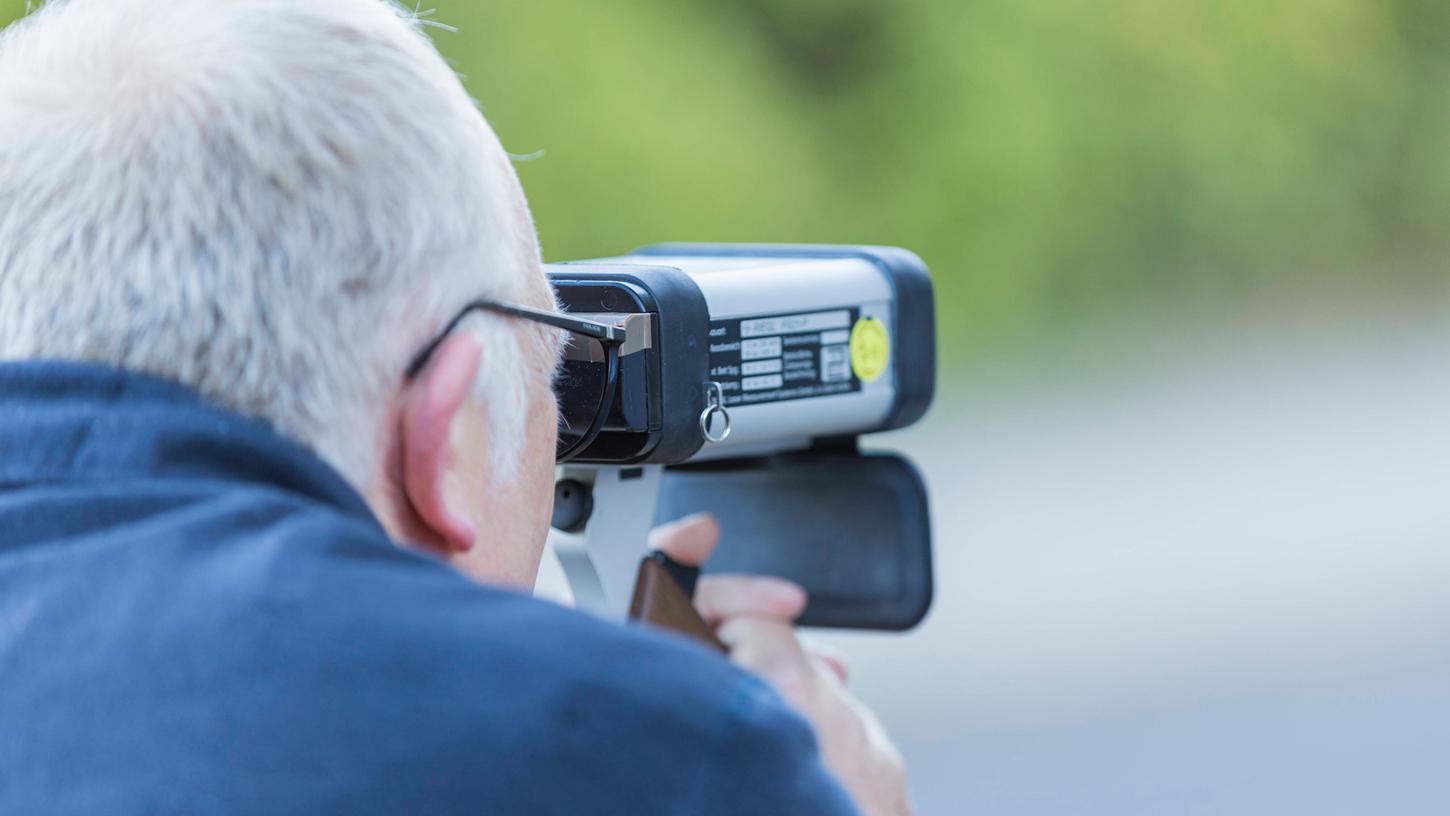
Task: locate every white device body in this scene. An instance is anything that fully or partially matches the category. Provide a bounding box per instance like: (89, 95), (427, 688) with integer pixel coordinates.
(607, 254), (900, 462)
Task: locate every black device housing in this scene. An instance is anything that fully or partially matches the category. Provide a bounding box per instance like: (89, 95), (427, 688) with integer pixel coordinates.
(653, 449), (933, 630)
(547, 264), (711, 465)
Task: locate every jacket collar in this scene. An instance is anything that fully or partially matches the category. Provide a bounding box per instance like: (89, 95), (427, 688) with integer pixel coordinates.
(0, 360), (380, 526)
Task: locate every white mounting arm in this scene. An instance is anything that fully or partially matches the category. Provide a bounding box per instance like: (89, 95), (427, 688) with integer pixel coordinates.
(548, 464), (664, 619)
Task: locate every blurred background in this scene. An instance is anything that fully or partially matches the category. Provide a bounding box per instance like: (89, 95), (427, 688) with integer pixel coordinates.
(7, 0), (1446, 811)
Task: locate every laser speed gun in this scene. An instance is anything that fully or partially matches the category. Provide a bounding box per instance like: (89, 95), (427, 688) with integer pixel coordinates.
(545, 244), (935, 638)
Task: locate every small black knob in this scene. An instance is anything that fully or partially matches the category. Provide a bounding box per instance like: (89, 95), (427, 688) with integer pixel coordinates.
(599, 288), (621, 312)
(551, 478), (594, 533)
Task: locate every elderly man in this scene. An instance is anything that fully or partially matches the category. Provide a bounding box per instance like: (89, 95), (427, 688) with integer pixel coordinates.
(0, 1), (911, 814)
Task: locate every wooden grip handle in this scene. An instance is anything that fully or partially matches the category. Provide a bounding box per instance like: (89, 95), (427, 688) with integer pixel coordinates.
(628, 554), (727, 653)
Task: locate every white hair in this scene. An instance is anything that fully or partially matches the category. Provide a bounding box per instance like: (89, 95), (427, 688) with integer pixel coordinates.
(0, 0), (548, 485)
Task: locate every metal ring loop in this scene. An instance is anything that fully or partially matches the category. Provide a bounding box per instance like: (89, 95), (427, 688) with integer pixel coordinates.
(700, 382), (732, 443)
(700, 404), (731, 442)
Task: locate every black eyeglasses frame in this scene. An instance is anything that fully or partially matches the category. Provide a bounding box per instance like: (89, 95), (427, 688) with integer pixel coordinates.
(404, 299), (626, 463)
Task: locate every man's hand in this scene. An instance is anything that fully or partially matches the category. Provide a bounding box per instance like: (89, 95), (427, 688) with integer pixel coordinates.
(649, 514), (913, 816)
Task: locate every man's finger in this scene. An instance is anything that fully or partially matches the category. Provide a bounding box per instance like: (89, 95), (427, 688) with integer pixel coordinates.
(716, 616), (809, 664)
(715, 617), (820, 711)
(807, 647), (850, 685)
(647, 513), (719, 567)
(695, 573), (807, 625)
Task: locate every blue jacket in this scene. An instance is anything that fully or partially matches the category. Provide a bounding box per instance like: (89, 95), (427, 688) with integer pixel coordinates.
(0, 361), (856, 815)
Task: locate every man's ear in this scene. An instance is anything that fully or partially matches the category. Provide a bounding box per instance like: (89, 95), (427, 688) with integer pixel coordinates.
(399, 331), (483, 553)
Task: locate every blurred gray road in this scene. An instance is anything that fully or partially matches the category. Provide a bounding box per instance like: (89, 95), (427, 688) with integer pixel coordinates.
(820, 313), (1450, 814)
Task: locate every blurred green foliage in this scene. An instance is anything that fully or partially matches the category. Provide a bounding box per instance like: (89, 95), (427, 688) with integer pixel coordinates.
(3, 0), (1447, 356)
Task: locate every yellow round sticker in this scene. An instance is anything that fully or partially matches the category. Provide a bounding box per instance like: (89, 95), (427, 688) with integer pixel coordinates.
(849, 317), (890, 382)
